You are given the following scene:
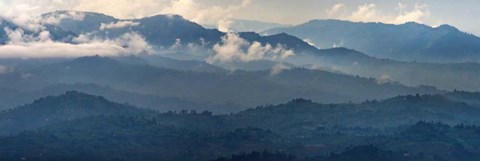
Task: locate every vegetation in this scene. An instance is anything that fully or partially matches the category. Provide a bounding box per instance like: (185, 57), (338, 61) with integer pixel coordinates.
(0, 92), (480, 161)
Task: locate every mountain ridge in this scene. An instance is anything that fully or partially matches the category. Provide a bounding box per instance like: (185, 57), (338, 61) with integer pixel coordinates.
(264, 19), (480, 63)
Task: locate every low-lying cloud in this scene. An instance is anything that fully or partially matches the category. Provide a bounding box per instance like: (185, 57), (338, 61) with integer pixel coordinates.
(0, 27), (152, 58)
(376, 74), (392, 85)
(270, 63), (291, 76)
(207, 32), (295, 64)
(41, 11), (86, 25)
(100, 21), (140, 30)
(0, 65), (12, 74)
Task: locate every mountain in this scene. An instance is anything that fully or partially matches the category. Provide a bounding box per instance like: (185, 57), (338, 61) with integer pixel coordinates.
(32, 11), (480, 91)
(0, 55), (442, 112)
(264, 20), (480, 63)
(300, 47), (480, 91)
(0, 83), (229, 113)
(0, 91), (149, 135)
(229, 94), (480, 134)
(41, 11), (223, 47)
(230, 19), (289, 32)
(40, 11), (314, 52)
(239, 32), (318, 53)
(20, 56), (440, 107)
(444, 90), (480, 106)
(129, 55), (226, 73)
(40, 11), (222, 47)
(41, 10), (117, 34)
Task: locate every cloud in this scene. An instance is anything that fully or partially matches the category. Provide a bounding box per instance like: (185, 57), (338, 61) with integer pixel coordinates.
(326, 3), (345, 16)
(391, 4), (430, 24)
(41, 11), (86, 25)
(100, 21), (140, 30)
(207, 32), (295, 64)
(0, 65), (13, 74)
(303, 39), (316, 47)
(349, 4), (378, 22)
(270, 63), (291, 75)
(0, 0), (161, 23)
(329, 3), (431, 24)
(70, 0), (164, 19)
(158, 37), (211, 60)
(4, 27), (51, 43)
(161, 0), (252, 32)
(376, 74), (392, 85)
(217, 16), (234, 32)
(0, 0), (73, 31)
(0, 27), (152, 58)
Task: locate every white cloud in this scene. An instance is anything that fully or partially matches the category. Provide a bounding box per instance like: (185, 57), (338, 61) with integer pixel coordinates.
(0, 0), (73, 31)
(4, 27), (51, 45)
(329, 3), (431, 24)
(303, 39), (316, 47)
(72, 0), (165, 19)
(161, 0), (252, 32)
(0, 65), (13, 74)
(0, 27), (152, 58)
(159, 38), (211, 60)
(349, 4), (378, 22)
(270, 63), (291, 75)
(217, 16), (234, 32)
(376, 74), (392, 85)
(100, 21), (140, 30)
(326, 3), (345, 16)
(391, 4), (430, 24)
(41, 11), (86, 25)
(207, 33), (295, 64)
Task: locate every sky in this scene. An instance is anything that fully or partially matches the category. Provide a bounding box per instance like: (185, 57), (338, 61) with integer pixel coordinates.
(0, 0), (479, 35)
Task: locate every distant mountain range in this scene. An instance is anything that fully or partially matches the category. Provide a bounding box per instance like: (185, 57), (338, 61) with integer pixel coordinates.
(38, 11), (301, 51)
(0, 56), (438, 111)
(3, 11), (480, 64)
(308, 48), (480, 91)
(1, 11), (480, 106)
(31, 11), (480, 91)
(264, 19), (480, 63)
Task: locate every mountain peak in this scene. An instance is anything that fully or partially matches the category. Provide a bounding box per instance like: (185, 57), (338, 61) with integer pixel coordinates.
(69, 55), (119, 65)
(146, 14), (185, 20)
(401, 21), (432, 29)
(435, 24), (459, 32)
(33, 90), (110, 107)
(0, 91), (146, 135)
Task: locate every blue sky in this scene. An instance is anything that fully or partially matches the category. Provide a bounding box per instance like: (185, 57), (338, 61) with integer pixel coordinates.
(0, 0), (479, 35)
